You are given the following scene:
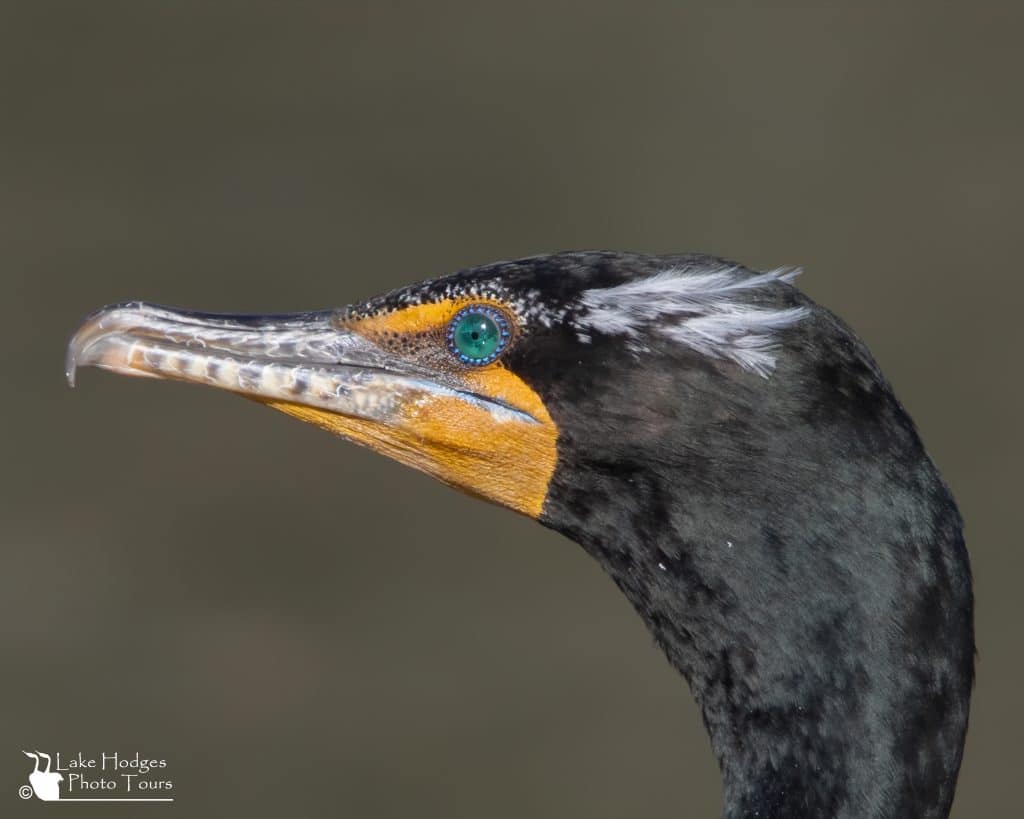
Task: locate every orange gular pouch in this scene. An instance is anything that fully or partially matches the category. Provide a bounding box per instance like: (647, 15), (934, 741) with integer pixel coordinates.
(269, 298), (560, 518)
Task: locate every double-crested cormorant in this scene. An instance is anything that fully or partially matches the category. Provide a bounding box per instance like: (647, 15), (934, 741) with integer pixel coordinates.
(66, 251), (973, 818)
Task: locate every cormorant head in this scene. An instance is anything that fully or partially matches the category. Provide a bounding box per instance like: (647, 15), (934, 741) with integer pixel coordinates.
(65, 251), (808, 519)
(67, 251), (973, 818)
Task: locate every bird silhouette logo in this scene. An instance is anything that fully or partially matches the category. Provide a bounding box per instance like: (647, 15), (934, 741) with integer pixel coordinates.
(21, 750), (64, 801)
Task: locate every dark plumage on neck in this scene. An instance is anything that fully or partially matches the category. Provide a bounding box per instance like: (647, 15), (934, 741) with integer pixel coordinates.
(526, 282), (974, 819)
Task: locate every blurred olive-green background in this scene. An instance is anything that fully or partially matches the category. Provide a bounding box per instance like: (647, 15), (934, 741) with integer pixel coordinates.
(2, 3), (1020, 816)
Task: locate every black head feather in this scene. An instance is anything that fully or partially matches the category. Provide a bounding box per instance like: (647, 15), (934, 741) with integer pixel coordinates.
(387, 251), (974, 818)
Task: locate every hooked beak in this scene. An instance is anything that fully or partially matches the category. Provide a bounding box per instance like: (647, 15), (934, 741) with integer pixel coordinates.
(66, 301), (534, 424)
(66, 301), (558, 517)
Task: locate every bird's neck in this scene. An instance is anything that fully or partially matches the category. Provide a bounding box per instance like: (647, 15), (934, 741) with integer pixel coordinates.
(543, 446), (972, 819)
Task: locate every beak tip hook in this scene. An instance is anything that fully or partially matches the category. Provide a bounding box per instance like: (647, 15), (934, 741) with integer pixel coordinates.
(64, 342), (80, 388)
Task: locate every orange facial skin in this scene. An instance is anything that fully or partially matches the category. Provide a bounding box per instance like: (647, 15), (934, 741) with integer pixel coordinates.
(267, 298), (559, 518)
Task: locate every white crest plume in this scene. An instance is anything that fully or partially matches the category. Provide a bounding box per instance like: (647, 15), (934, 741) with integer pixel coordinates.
(576, 264), (809, 377)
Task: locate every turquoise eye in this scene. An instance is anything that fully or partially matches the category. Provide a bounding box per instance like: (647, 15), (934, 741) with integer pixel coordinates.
(446, 305), (511, 365)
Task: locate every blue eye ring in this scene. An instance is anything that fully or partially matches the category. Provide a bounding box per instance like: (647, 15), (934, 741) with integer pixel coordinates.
(446, 304), (513, 366)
